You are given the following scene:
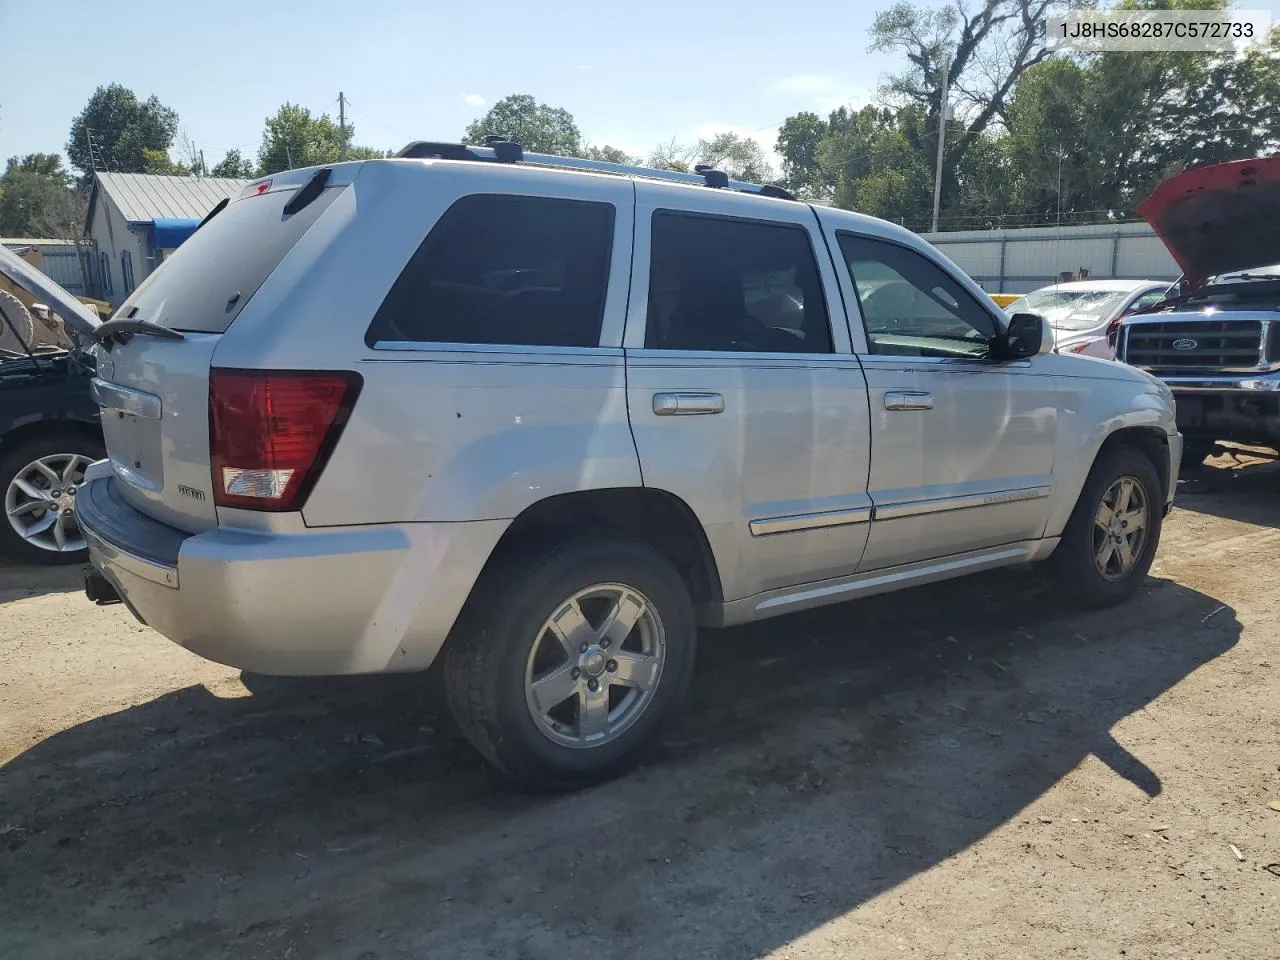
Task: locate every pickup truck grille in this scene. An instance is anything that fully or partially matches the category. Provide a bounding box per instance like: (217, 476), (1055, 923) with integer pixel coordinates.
(1122, 319), (1263, 369)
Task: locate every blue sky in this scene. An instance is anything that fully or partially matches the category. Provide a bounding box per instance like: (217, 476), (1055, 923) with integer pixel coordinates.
(0, 0), (904, 170)
(3, 0), (1277, 172)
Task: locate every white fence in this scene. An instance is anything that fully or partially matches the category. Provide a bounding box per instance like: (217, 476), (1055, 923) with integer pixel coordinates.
(917, 222), (1179, 294)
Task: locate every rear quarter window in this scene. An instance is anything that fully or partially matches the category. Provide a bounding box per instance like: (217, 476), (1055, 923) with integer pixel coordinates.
(116, 185), (342, 334)
(364, 193), (615, 349)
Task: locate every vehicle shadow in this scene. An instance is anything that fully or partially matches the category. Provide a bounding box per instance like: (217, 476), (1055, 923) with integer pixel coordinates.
(1175, 454), (1280, 528)
(0, 566), (1238, 960)
(0, 561), (87, 603)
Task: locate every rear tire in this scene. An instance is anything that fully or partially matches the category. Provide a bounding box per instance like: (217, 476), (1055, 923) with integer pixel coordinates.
(0, 431), (105, 565)
(1049, 445), (1164, 609)
(444, 535), (697, 791)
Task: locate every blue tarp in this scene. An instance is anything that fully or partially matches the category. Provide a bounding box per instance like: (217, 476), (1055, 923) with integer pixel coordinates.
(151, 217), (202, 250)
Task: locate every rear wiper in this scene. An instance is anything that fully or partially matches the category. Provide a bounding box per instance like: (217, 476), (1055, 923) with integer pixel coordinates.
(93, 316), (186, 351)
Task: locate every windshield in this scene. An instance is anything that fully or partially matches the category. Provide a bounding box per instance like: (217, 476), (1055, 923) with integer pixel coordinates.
(1009, 288), (1128, 331)
(1207, 263), (1280, 284)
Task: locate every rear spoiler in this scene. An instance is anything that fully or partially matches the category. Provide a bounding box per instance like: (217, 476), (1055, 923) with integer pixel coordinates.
(0, 243), (101, 343)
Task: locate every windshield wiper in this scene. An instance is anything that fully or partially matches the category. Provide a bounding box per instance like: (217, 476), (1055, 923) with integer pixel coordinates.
(93, 316), (186, 351)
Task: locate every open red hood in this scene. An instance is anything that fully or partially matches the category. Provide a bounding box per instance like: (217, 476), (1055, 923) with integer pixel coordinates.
(1136, 156), (1280, 290)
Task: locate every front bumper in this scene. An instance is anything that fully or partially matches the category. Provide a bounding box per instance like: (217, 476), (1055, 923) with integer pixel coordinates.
(77, 476), (507, 676)
(1167, 431), (1183, 509)
(1165, 380), (1280, 448)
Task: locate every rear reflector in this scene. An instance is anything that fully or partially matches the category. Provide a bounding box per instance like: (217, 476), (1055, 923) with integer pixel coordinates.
(209, 369), (361, 512)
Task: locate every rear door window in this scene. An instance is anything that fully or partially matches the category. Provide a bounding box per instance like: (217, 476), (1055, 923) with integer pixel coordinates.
(364, 194), (615, 349)
(646, 212), (833, 354)
(118, 185), (341, 334)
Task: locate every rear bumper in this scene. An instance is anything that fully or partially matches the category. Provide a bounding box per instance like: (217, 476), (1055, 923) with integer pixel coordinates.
(77, 477), (507, 676)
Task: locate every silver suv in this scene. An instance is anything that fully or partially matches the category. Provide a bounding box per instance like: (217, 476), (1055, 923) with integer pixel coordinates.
(77, 141), (1182, 789)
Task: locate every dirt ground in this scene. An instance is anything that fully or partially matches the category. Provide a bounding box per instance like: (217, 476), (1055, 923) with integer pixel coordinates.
(2, 459), (1279, 960)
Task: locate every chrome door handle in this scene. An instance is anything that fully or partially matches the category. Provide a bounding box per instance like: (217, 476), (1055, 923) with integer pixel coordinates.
(652, 392), (725, 416)
(884, 390), (934, 411)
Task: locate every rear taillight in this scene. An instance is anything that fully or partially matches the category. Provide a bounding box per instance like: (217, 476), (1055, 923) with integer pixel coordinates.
(209, 369), (361, 511)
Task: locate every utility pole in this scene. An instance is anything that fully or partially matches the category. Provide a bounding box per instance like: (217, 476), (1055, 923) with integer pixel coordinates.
(930, 57), (950, 234)
(338, 91), (347, 161)
(1056, 147), (1065, 227)
(199, 149), (206, 177)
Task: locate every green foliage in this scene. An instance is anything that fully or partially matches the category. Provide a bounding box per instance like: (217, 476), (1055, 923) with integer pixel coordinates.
(211, 149), (256, 179)
(771, 0), (1278, 229)
(648, 133), (775, 182)
(0, 154), (84, 238)
(66, 84), (179, 177)
(255, 104), (386, 175)
(583, 144), (641, 165)
(776, 113), (831, 197)
(696, 132), (775, 183)
(141, 149), (190, 176)
(257, 103), (341, 174)
(464, 94), (583, 155)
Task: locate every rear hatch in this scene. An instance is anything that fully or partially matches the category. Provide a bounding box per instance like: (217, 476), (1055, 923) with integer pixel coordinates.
(93, 168), (348, 532)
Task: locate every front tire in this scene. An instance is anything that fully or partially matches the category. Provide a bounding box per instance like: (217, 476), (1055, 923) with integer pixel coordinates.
(0, 432), (105, 565)
(1049, 445), (1164, 609)
(444, 536), (697, 791)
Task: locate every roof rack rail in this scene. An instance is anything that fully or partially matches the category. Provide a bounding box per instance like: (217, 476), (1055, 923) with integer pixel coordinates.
(394, 138), (797, 202)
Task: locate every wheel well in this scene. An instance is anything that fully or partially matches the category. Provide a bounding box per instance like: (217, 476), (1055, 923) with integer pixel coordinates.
(1096, 427), (1171, 500)
(0, 419), (103, 459)
(492, 488), (724, 607)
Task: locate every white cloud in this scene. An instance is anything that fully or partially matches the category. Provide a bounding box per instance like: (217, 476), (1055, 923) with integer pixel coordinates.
(462, 93), (485, 107)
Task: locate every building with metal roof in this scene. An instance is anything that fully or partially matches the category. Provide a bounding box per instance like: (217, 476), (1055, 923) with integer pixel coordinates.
(84, 172), (250, 307)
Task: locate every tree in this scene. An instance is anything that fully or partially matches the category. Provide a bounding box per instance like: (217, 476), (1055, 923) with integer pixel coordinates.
(582, 144), (640, 165)
(142, 149), (190, 177)
(256, 103), (384, 174)
(647, 138), (700, 173)
(211, 149), (255, 179)
(776, 112), (832, 197)
(1000, 1), (1279, 226)
(696, 132), (775, 183)
(648, 133), (775, 182)
(464, 94), (583, 155)
(0, 154), (85, 238)
(66, 84), (179, 177)
(868, 0), (1054, 212)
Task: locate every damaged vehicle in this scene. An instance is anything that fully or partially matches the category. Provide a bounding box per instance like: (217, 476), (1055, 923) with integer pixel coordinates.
(0, 245), (104, 563)
(1118, 157), (1280, 466)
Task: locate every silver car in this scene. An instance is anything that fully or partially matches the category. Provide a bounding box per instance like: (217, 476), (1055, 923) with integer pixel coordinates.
(76, 142), (1182, 789)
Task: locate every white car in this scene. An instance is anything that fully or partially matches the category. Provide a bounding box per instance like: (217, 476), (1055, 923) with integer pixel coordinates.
(1007, 279), (1172, 359)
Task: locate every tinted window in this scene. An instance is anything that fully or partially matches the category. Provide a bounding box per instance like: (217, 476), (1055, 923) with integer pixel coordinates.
(838, 233), (998, 358)
(366, 194), (614, 348)
(646, 212), (832, 354)
(118, 185), (341, 334)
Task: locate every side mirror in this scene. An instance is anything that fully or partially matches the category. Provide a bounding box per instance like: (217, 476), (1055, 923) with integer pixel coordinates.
(1003, 312), (1054, 359)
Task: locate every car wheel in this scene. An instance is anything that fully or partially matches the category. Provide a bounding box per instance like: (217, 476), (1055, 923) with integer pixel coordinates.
(444, 536), (697, 791)
(1049, 445), (1164, 609)
(0, 432), (105, 565)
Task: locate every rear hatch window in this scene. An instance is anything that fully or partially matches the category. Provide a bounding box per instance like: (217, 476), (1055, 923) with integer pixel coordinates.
(116, 182), (342, 334)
